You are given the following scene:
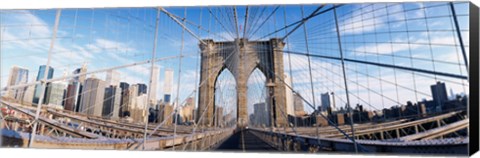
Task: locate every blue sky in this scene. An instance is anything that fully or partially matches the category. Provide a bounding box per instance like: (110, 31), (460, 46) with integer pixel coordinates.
(0, 2), (470, 115)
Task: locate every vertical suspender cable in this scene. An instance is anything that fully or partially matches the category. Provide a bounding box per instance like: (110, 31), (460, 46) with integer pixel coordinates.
(28, 9), (62, 148)
(333, 6), (358, 153)
(172, 7), (187, 151)
(283, 6), (298, 128)
(143, 8), (161, 150)
(300, 6), (319, 139)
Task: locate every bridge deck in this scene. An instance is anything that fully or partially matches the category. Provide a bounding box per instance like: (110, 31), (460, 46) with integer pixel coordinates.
(215, 130), (278, 151)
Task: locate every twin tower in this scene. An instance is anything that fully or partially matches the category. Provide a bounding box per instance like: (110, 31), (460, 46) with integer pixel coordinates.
(196, 38), (288, 128)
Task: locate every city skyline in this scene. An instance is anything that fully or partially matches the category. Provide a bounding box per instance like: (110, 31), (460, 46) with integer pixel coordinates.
(0, 1), (474, 155)
(1, 3), (470, 115)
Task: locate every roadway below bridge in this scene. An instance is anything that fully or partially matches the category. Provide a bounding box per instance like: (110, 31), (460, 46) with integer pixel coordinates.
(214, 129), (278, 151)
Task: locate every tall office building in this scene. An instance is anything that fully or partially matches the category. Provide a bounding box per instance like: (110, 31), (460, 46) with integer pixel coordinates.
(73, 63), (87, 84)
(430, 81), (448, 113)
(65, 82), (81, 111)
(79, 77), (106, 116)
(23, 84), (35, 104)
(128, 84), (139, 112)
(158, 103), (173, 126)
(45, 82), (67, 106)
(284, 73), (294, 116)
(180, 97), (195, 123)
(321, 92), (335, 112)
(215, 106), (224, 127)
(253, 102), (270, 127)
(65, 66), (88, 112)
(149, 66), (160, 106)
(137, 83), (147, 96)
(163, 68), (174, 103)
(185, 97), (195, 107)
(119, 82), (130, 117)
(130, 93), (148, 123)
(294, 93), (305, 116)
(33, 65), (54, 104)
(6, 66), (29, 101)
(105, 70), (120, 86)
(103, 85), (121, 119)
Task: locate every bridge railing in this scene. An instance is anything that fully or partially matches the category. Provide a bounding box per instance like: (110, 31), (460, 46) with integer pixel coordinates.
(249, 127), (468, 155)
(1, 126), (235, 150)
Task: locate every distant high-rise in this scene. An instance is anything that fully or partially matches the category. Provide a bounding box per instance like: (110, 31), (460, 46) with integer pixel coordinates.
(119, 82), (130, 117)
(73, 63), (87, 84)
(137, 83), (147, 96)
(158, 103), (173, 126)
(105, 70), (120, 86)
(149, 66), (160, 106)
(128, 84), (139, 112)
(45, 82), (67, 106)
(253, 102), (270, 127)
(103, 85), (121, 119)
(64, 82), (81, 111)
(66, 66), (87, 112)
(321, 92), (335, 112)
(33, 65), (54, 104)
(215, 106), (224, 127)
(79, 78), (106, 116)
(130, 93), (148, 123)
(293, 93), (305, 116)
(284, 74), (294, 116)
(23, 84), (35, 104)
(163, 68), (174, 103)
(180, 97), (195, 123)
(6, 66), (29, 101)
(185, 97), (195, 107)
(430, 81), (448, 113)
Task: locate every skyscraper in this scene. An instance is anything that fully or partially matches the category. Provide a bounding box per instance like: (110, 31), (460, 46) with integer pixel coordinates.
(6, 66), (29, 101)
(73, 63), (87, 84)
(23, 84), (35, 104)
(133, 94), (148, 123)
(65, 82), (81, 111)
(180, 97), (195, 123)
(253, 102), (270, 127)
(430, 81), (448, 113)
(149, 66), (160, 105)
(105, 70), (120, 86)
(103, 85), (121, 119)
(45, 82), (67, 106)
(215, 106), (224, 127)
(65, 66), (88, 112)
(137, 83), (147, 96)
(33, 65), (54, 104)
(163, 68), (174, 103)
(321, 92), (335, 112)
(284, 73), (294, 116)
(119, 82), (130, 117)
(79, 77), (106, 116)
(128, 84), (139, 112)
(294, 93), (305, 116)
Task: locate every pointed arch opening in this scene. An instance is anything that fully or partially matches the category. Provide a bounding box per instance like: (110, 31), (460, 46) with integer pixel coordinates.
(213, 68), (237, 128)
(247, 68), (270, 128)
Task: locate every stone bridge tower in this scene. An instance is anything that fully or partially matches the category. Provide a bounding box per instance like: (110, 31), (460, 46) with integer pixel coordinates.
(197, 38), (287, 128)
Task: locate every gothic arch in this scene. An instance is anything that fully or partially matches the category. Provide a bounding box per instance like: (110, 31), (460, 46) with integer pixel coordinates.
(197, 38), (287, 127)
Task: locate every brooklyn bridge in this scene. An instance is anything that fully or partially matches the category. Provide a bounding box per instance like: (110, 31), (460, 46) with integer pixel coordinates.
(0, 2), (472, 155)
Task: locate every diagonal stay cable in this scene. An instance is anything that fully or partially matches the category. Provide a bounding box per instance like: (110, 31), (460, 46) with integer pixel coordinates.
(159, 7), (208, 45)
(254, 5), (343, 41)
(248, 6), (280, 39)
(208, 7), (236, 40)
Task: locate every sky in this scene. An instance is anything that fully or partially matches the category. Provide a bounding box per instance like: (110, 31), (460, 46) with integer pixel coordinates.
(0, 2), (470, 117)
